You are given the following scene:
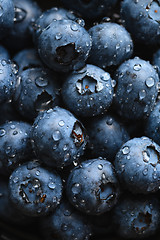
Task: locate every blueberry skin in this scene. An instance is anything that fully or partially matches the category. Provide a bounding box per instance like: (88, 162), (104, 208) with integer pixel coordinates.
(0, 121), (33, 174)
(113, 195), (160, 239)
(87, 114), (130, 161)
(34, 7), (77, 42)
(62, 64), (113, 117)
(32, 107), (87, 168)
(114, 57), (159, 120)
(61, 0), (117, 20)
(121, 0), (160, 45)
(115, 137), (160, 194)
(0, 59), (17, 104)
(9, 160), (63, 217)
(153, 49), (160, 77)
(4, 0), (41, 51)
(42, 200), (92, 240)
(145, 101), (160, 146)
(13, 49), (43, 73)
(88, 23), (133, 69)
(37, 19), (92, 72)
(66, 158), (120, 215)
(14, 68), (60, 121)
(0, 45), (10, 59)
(0, 0), (14, 40)
(0, 178), (33, 225)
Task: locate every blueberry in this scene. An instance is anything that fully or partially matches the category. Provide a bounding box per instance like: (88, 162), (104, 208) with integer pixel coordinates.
(0, 59), (17, 104)
(113, 195), (160, 238)
(41, 200), (92, 240)
(14, 68), (60, 121)
(13, 49), (43, 73)
(61, 0), (118, 20)
(4, 0), (41, 51)
(0, 0), (14, 40)
(66, 158), (120, 215)
(87, 114), (130, 161)
(32, 107), (87, 168)
(0, 121), (32, 174)
(115, 137), (160, 194)
(88, 22), (133, 69)
(121, 0), (160, 45)
(0, 178), (33, 225)
(114, 57), (159, 120)
(0, 45), (10, 60)
(153, 48), (160, 77)
(145, 101), (160, 146)
(62, 64), (113, 117)
(37, 19), (92, 72)
(9, 160), (63, 216)
(33, 7), (78, 43)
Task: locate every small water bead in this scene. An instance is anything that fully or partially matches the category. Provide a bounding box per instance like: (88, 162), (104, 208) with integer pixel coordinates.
(0, 5), (3, 17)
(71, 23), (79, 31)
(14, 7), (27, 23)
(98, 164), (103, 170)
(139, 89), (146, 100)
(35, 77), (48, 87)
(133, 64), (142, 71)
(61, 224), (68, 231)
(116, 43), (120, 50)
(55, 33), (62, 40)
(13, 130), (18, 135)
(13, 177), (19, 183)
(48, 182), (56, 190)
(58, 120), (65, 127)
(64, 153), (70, 162)
(0, 69), (3, 74)
(126, 44), (131, 53)
(106, 117), (113, 125)
(10, 125), (16, 129)
(72, 183), (81, 194)
(0, 129), (5, 137)
(122, 146), (130, 155)
(64, 209), (71, 216)
(145, 77), (155, 88)
(142, 168), (148, 176)
(127, 84), (133, 93)
(63, 145), (68, 151)
(52, 130), (61, 141)
(111, 79), (116, 88)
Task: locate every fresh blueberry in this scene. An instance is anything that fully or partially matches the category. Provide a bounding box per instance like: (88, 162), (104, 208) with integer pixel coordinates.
(114, 57), (159, 120)
(32, 107), (87, 168)
(88, 22), (133, 69)
(4, 0), (41, 51)
(115, 137), (160, 194)
(37, 19), (92, 72)
(87, 114), (130, 161)
(66, 158), (120, 215)
(153, 48), (160, 77)
(41, 200), (92, 240)
(13, 49), (43, 73)
(145, 101), (160, 146)
(9, 160), (63, 216)
(61, 0), (118, 20)
(0, 59), (17, 104)
(113, 195), (160, 238)
(62, 64), (113, 117)
(33, 7), (78, 43)
(0, 121), (32, 174)
(0, 45), (10, 59)
(0, 0), (14, 40)
(14, 68), (60, 121)
(0, 178), (33, 225)
(121, 0), (160, 45)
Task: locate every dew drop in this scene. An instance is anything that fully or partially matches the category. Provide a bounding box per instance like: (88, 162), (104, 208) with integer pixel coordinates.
(72, 183), (81, 194)
(52, 130), (61, 141)
(133, 64), (142, 71)
(0, 129), (5, 137)
(122, 146), (130, 155)
(145, 77), (155, 88)
(58, 120), (65, 127)
(48, 182), (56, 190)
(98, 164), (103, 170)
(139, 89), (146, 100)
(35, 77), (48, 87)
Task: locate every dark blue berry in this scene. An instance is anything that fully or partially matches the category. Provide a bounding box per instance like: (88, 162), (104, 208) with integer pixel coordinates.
(66, 158), (120, 215)
(62, 64), (113, 117)
(9, 160), (63, 216)
(31, 107), (87, 168)
(115, 137), (160, 194)
(37, 19), (92, 72)
(0, 45), (10, 59)
(88, 23), (133, 69)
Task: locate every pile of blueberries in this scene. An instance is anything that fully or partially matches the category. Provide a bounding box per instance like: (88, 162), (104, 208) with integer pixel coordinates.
(1, 0), (160, 239)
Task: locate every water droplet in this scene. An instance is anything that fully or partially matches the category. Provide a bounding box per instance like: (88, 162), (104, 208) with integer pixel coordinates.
(122, 146), (130, 155)
(64, 209), (71, 216)
(127, 84), (133, 93)
(13, 130), (18, 135)
(0, 129), (5, 137)
(143, 168), (148, 176)
(0, 5), (3, 17)
(133, 64), (142, 71)
(35, 77), (48, 87)
(0, 69), (3, 74)
(48, 182), (56, 190)
(72, 183), (81, 194)
(71, 23), (78, 31)
(13, 177), (19, 183)
(63, 145), (68, 151)
(14, 7), (27, 22)
(106, 117), (113, 125)
(52, 130), (61, 141)
(55, 33), (62, 40)
(98, 164), (103, 170)
(61, 224), (68, 231)
(145, 77), (155, 88)
(139, 89), (146, 100)
(126, 44), (131, 53)
(116, 43), (120, 50)
(58, 120), (65, 127)
(64, 153), (70, 162)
